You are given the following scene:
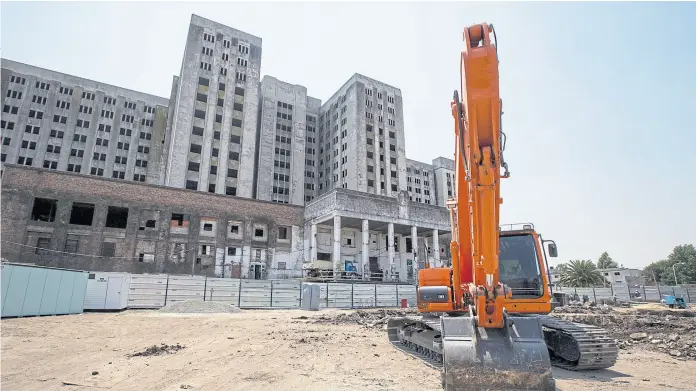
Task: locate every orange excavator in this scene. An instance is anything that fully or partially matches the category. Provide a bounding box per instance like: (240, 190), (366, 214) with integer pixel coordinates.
(387, 23), (618, 390)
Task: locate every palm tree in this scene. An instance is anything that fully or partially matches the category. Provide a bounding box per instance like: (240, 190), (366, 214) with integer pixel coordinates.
(559, 259), (605, 287)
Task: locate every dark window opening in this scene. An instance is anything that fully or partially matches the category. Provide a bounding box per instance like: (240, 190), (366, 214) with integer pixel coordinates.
(105, 206), (129, 229)
(31, 198), (57, 222)
(225, 186), (237, 196)
(171, 213), (185, 226)
(69, 202), (95, 226)
(255, 228), (264, 237)
(203, 223), (213, 231)
(278, 227), (288, 240)
(230, 225), (239, 234)
(227, 247), (236, 256)
(186, 180), (198, 190)
(208, 184), (216, 193)
(145, 220), (156, 228)
(406, 238), (413, 253)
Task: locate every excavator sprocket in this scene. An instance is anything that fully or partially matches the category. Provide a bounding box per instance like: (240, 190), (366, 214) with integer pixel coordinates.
(388, 314), (556, 391)
(540, 315), (618, 370)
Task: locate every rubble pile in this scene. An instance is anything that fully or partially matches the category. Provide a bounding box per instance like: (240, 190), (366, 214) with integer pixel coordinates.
(552, 308), (696, 359)
(313, 308), (417, 328)
(552, 302), (615, 314)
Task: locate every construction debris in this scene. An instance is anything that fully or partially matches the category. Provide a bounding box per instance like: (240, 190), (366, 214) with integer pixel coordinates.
(129, 343), (185, 357)
(157, 301), (241, 314)
(552, 307), (696, 360)
(313, 308), (418, 328)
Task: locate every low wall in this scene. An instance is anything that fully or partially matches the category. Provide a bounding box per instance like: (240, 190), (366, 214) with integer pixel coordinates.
(553, 284), (696, 303)
(126, 273), (417, 309)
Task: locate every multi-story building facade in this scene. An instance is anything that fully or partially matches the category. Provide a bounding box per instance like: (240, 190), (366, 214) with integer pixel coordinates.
(163, 14), (262, 199)
(405, 159), (436, 205)
(315, 74), (407, 198)
(0, 13), (458, 282)
(254, 75), (320, 205)
(432, 156), (456, 206)
(0, 60), (170, 184)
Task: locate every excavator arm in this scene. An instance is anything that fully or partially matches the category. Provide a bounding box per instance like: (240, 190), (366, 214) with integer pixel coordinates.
(449, 23), (509, 329)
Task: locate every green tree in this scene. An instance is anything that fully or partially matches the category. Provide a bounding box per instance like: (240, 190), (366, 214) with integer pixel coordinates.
(559, 259), (605, 287)
(643, 244), (696, 285)
(597, 252), (618, 269)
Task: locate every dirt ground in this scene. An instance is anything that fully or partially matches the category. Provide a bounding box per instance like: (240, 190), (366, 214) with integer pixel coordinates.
(2, 309), (695, 391)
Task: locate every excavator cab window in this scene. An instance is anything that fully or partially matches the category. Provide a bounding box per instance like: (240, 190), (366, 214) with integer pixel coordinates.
(498, 234), (544, 298)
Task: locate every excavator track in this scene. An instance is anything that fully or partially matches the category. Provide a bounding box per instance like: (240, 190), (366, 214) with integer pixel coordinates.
(539, 315), (618, 370)
(388, 314), (556, 391)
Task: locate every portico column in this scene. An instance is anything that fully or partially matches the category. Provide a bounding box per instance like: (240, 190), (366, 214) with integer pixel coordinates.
(388, 222), (395, 280)
(333, 216), (341, 278)
(433, 229), (440, 267)
(411, 226), (418, 280)
(310, 224), (318, 263)
(362, 219), (370, 279)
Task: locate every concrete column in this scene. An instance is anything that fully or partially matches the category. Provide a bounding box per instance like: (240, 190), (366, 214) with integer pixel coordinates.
(333, 216), (341, 278)
(362, 219), (370, 279)
(388, 223), (395, 280)
(433, 229), (440, 267)
(310, 224), (318, 262)
(411, 226), (418, 279)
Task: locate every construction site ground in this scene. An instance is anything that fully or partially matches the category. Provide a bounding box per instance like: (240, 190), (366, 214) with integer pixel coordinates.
(2, 305), (695, 391)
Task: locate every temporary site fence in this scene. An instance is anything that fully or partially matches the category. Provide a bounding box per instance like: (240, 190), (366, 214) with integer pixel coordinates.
(127, 273), (418, 310)
(552, 284), (696, 304)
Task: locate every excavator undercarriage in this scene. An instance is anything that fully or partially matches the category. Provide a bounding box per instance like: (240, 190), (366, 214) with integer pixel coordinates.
(388, 313), (618, 390)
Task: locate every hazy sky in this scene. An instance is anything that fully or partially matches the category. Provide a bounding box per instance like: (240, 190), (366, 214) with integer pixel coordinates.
(1, 1), (694, 268)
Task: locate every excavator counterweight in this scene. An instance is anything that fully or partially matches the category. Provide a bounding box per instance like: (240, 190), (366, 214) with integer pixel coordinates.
(386, 22), (617, 391)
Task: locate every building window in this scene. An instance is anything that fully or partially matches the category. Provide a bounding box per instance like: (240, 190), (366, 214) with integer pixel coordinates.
(186, 180), (198, 190)
(35, 238), (51, 255)
(30, 198), (58, 222)
(278, 226), (288, 240)
(105, 206), (129, 229)
(102, 242), (116, 257)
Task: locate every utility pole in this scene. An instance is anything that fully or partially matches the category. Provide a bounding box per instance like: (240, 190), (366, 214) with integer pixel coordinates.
(672, 262), (685, 286)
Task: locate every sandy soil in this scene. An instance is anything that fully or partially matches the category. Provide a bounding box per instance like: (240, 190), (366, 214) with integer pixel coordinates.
(1, 309), (695, 391)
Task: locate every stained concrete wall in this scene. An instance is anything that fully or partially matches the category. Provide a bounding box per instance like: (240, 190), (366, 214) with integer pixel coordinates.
(432, 156), (455, 207)
(316, 74), (405, 198)
(164, 14), (262, 199)
(405, 158), (437, 205)
(255, 76), (309, 205)
(1, 165), (304, 278)
(305, 188), (450, 232)
(0, 59), (169, 183)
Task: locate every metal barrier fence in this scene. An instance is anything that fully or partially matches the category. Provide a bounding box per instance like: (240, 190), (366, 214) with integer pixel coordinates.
(127, 274), (417, 310)
(552, 284), (696, 304)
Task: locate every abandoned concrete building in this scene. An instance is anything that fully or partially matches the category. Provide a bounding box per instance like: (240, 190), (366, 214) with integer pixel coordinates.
(0, 13), (456, 281)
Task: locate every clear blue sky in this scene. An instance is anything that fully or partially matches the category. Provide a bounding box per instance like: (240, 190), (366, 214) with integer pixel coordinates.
(1, 2), (694, 269)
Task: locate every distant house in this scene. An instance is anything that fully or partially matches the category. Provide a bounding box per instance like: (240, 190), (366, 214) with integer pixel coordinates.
(598, 267), (644, 286)
(548, 266), (562, 286)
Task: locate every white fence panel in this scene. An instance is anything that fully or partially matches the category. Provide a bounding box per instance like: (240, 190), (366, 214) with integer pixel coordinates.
(271, 280), (300, 308)
(611, 285), (630, 301)
(353, 284), (376, 307)
(688, 287), (696, 303)
(240, 280), (271, 308)
(318, 283), (329, 308)
(376, 285), (397, 307)
(206, 278), (241, 305)
(594, 288), (613, 301)
(326, 283), (353, 308)
(397, 285), (417, 306)
(166, 275), (206, 304)
(643, 287), (661, 302)
(128, 274), (167, 308)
